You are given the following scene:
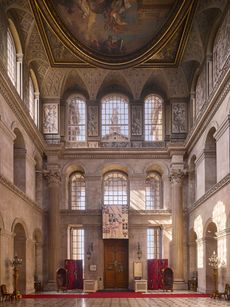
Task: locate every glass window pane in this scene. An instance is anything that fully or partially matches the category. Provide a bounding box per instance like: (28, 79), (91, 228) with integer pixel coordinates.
(7, 30), (16, 86)
(70, 173), (86, 210)
(67, 96), (86, 142)
(145, 172), (162, 210)
(145, 95), (163, 141)
(101, 95), (129, 139)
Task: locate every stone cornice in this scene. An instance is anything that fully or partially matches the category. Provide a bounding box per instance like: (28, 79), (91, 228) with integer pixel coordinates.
(0, 174), (43, 214)
(60, 209), (172, 216)
(0, 61), (46, 155)
(185, 58), (230, 153)
(214, 115), (230, 141)
(188, 173), (230, 213)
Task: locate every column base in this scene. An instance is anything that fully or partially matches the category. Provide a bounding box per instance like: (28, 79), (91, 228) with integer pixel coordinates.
(173, 280), (187, 290)
(44, 280), (57, 291)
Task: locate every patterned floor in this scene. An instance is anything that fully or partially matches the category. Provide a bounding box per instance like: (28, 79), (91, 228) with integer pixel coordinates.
(1, 297), (230, 307)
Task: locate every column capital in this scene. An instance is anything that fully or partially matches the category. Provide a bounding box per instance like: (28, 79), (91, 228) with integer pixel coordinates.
(44, 169), (61, 185)
(169, 169), (186, 184)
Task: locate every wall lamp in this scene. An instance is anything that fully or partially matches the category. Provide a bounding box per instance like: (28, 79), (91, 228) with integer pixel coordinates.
(86, 242), (94, 260)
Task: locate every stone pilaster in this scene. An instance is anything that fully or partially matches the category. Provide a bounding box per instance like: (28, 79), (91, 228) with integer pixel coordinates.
(44, 169), (61, 290)
(169, 168), (186, 289)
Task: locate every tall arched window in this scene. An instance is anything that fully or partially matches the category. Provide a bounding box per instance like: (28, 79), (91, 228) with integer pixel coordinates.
(104, 171), (128, 206)
(7, 19), (23, 97)
(29, 69), (40, 126)
(144, 94), (163, 141)
(67, 95), (86, 142)
(101, 94), (129, 141)
(70, 172), (85, 210)
(145, 172), (162, 210)
(7, 30), (16, 86)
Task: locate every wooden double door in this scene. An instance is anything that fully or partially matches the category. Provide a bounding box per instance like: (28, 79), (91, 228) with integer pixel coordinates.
(104, 240), (128, 289)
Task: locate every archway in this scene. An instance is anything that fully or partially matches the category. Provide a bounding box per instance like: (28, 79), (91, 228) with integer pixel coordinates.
(205, 221), (217, 293)
(188, 228), (197, 279)
(14, 223), (26, 293)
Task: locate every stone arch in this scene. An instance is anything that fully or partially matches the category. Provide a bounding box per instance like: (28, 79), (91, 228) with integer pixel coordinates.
(12, 221), (27, 294)
(204, 220), (218, 293)
(96, 71), (133, 100)
(141, 72), (168, 101)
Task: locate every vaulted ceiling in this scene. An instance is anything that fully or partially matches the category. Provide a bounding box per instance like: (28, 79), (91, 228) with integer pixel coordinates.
(1, 0), (228, 99)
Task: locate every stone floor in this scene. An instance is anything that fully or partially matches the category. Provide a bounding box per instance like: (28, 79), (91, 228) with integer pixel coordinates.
(1, 297), (230, 306)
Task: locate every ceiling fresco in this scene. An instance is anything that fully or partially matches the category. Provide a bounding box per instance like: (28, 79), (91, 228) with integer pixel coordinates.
(30, 0), (198, 69)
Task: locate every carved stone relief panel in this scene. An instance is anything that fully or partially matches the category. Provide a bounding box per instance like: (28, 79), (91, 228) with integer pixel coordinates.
(43, 103), (58, 134)
(171, 102), (187, 133)
(88, 105), (99, 137)
(195, 66), (205, 116)
(131, 105), (142, 136)
(213, 10), (230, 85)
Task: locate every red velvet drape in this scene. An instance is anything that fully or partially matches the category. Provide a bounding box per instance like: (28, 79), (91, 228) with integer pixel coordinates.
(65, 259), (83, 289)
(147, 259), (168, 290)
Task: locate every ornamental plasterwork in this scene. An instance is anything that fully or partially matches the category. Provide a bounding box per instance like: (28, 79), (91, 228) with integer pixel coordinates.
(213, 10), (230, 85)
(27, 26), (48, 63)
(78, 68), (107, 100)
(122, 69), (151, 99)
(182, 24), (204, 63)
(43, 103), (58, 134)
(172, 103), (187, 133)
(166, 68), (188, 98)
(42, 68), (65, 97)
(16, 9), (34, 44)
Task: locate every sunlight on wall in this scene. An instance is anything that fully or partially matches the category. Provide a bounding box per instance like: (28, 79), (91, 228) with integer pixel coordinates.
(213, 201), (226, 231)
(130, 189), (145, 210)
(194, 215), (203, 268)
(213, 201), (227, 265)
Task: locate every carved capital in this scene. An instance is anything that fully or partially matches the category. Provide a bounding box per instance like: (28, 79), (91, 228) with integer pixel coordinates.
(169, 169), (185, 184)
(44, 170), (61, 185)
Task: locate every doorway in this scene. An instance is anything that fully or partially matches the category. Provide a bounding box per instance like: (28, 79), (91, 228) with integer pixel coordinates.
(104, 239), (128, 289)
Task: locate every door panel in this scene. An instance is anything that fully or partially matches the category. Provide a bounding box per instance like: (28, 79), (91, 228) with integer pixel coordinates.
(104, 240), (128, 289)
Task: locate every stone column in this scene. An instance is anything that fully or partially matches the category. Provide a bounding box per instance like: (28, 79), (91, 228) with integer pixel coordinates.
(45, 169), (61, 289)
(170, 169), (186, 289)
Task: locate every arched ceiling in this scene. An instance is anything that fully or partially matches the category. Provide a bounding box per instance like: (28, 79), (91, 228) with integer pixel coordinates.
(30, 0), (198, 69)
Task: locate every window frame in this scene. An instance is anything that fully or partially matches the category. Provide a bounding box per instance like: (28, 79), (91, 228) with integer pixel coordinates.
(145, 171), (163, 210)
(101, 93), (130, 141)
(103, 170), (129, 207)
(144, 94), (164, 142)
(7, 29), (17, 87)
(69, 172), (86, 210)
(66, 94), (87, 143)
(69, 227), (85, 265)
(147, 227), (162, 259)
